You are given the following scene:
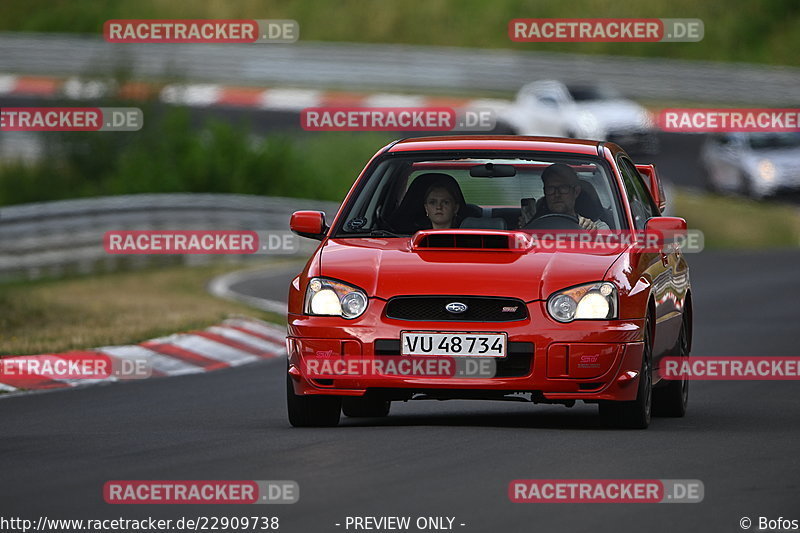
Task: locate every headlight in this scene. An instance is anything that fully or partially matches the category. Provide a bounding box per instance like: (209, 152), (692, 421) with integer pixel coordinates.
(547, 282), (618, 322)
(757, 159), (776, 182)
(304, 277), (368, 319)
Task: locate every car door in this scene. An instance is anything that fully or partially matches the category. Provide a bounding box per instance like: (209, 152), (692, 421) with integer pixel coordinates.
(617, 156), (680, 365)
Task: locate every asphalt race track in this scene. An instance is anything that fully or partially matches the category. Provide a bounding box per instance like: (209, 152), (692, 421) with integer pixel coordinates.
(1, 248), (799, 532)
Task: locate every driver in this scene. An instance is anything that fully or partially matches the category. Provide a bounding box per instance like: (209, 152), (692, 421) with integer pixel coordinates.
(521, 163), (610, 230)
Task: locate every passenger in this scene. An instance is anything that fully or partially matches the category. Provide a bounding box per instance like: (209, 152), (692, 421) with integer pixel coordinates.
(423, 182), (461, 229)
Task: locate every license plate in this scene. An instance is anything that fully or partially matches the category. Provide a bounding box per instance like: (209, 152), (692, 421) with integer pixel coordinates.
(401, 332), (506, 357)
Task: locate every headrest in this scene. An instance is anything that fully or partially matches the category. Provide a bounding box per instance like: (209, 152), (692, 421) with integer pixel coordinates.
(459, 217), (507, 230)
(388, 173), (468, 233)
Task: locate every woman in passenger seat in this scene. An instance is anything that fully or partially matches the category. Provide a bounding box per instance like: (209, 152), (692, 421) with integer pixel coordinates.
(386, 172), (469, 233)
(423, 182), (461, 229)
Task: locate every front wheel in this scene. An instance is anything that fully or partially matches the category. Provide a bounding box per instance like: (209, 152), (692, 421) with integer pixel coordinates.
(653, 314), (690, 417)
(286, 374), (341, 427)
(600, 317), (653, 429)
(700, 163), (720, 193)
(738, 171), (754, 198)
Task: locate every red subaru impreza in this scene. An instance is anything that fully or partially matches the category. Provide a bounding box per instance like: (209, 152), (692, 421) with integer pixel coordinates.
(286, 136), (691, 428)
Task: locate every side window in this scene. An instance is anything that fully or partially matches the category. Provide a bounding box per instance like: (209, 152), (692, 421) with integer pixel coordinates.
(537, 95), (560, 108)
(618, 158), (657, 230)
(711, 133), (731, 146)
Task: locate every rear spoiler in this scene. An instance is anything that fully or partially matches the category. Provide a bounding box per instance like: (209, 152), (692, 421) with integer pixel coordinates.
(635, 164), (667, 213)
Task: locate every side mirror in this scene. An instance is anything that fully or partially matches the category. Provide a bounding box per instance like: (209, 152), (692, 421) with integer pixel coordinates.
(635, 164), (667, 213)
(645, 216), (687, 251)
(290, 211), (327, 240)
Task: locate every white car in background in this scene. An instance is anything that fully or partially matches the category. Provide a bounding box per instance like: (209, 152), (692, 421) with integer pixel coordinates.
(498, 80), (658, 154)
(700, 132), (800, 199)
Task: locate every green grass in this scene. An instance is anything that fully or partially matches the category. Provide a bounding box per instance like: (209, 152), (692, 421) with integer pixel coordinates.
(0, 105), (393, 206)
(2, 0), (799, 65)
(0, 261), (298, 355)
(672, 189), (800, 249)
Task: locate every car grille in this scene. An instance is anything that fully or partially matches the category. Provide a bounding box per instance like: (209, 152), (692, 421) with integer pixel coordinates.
(374, 339), (533, 378)
(385, 296), (528, 322)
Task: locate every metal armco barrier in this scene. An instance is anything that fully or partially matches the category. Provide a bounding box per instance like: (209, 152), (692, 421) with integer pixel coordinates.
(1, 33), (799, 105)
(0, 194), (339, 281)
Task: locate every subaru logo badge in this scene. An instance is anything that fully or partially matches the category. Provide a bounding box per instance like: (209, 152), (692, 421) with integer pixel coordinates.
(445, 302), (468, 314)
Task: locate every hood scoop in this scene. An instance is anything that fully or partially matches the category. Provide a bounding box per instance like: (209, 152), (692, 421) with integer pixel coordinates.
(411, 229), (527, 252)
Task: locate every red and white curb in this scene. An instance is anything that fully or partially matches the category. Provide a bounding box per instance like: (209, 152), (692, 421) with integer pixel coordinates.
(0, 317), (285, 395)
(0, 74), (507, 111)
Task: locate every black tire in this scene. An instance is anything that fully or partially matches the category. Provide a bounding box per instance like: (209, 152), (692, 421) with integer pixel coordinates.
(700, 163), (720, 194)
(653, 314), (690, 417)
(738, 171), (754, 198)
(600, 317), (653, 429)
(286, 374), (341, 427)
(342, 397), (391, 418)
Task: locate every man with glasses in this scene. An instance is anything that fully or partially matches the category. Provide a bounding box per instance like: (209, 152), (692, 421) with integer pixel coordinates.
(519, 163), (610, 230)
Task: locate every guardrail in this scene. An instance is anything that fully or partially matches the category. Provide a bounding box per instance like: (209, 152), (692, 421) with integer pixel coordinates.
(0, 194), (339, 282)
(2, 32), (799, 105)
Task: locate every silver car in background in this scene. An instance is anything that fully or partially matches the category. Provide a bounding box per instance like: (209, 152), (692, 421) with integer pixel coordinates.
(700, 132), (800, 198)
(498, 80), (658, 154)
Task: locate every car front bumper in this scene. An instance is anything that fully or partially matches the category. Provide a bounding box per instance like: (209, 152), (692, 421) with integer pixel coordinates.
(287, 299), (646, 402)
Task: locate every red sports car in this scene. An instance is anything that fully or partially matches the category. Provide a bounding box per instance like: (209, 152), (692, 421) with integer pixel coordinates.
(286, 136), (691, 428)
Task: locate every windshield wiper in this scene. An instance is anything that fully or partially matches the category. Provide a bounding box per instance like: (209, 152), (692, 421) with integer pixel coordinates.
(368, 229), (405, 237)
(339, 229), (407, 238)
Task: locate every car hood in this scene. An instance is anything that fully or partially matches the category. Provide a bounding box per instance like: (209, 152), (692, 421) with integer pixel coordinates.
(318, 237), (623, 301)
(576, 99), (650, 130)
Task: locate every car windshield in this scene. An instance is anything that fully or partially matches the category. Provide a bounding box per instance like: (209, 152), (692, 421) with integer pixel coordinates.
(333, 153), (625, 236)
(748, 132), (800, 150)
(567, 85), (622, 101)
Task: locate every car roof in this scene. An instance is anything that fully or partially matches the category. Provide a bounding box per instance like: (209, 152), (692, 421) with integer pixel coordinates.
(387, 135), (605, 156)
